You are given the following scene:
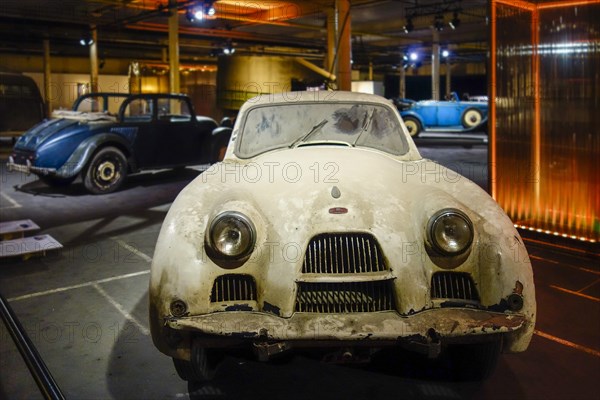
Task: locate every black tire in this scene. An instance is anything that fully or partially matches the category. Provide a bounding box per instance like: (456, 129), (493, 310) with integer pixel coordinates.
(448, 339), (502, 381)
(83, 146), (127, 194)
(403, 116), (422, 137)
(461, 108), (483, 129)
(39, 175), (76, 187)
(172, 345), (224, 383)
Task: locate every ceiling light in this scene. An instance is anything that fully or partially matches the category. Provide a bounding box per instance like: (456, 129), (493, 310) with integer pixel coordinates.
(409, 52), (418, 61)
(449, 12), (461, 29)
(442, 50), (450, 57)
(79, 37), (94, 46)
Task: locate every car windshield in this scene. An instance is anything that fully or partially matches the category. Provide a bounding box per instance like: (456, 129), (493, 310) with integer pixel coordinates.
(236, 102), (409, 158)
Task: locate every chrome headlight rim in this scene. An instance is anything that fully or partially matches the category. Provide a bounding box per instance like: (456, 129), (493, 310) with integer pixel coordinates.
(427, 208), (474, 256)
(206, 211), (256, 260)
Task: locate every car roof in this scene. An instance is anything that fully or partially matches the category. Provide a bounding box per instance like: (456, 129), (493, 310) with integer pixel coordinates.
(241, 91), (392, 110)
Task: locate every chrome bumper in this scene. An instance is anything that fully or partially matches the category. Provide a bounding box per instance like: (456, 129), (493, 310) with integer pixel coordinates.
(6, 156), (56, 176)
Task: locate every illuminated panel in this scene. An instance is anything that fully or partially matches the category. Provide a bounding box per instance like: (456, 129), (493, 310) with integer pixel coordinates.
(491, 0), (600, 242)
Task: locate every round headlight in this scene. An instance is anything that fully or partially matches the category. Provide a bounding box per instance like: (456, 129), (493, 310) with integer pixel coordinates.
(427, 209), (473, 255)
(207, 211), (255, 259)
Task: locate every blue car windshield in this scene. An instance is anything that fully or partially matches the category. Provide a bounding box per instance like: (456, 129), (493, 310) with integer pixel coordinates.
(236, 102), (409, 158)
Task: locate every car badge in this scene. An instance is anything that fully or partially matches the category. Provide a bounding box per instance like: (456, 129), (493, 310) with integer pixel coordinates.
(329, 207), (348, 214)
(331, 186), (341, 199)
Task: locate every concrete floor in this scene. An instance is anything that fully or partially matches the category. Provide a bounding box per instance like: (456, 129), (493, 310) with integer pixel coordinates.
(1, 137), (599, 400)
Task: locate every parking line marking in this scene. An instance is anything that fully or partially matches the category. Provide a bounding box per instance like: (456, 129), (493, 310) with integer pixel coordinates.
(534, 330), (600, 358)
(113, 238), (153, 263)
(93, 283), (150, 336)
(8, 270), (150, 302)
(577, 278), (600, 294)
(530, 254), (600, 276)
(549, 285), (600, 303)
(0, 192), (22, 209)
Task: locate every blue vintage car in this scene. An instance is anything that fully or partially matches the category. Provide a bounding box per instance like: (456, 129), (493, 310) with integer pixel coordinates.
(399, 92), (488, 137)
(7, 93), (231, 194)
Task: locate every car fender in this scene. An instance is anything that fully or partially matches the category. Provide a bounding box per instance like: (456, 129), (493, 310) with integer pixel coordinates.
(210, 126), (233, 162)
(400, 111), (426, 127)
(55, 132), (133, 178)
(459, 107), (489, 131)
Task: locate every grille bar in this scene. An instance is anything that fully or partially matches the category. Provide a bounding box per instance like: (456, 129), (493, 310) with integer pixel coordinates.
(302, 233), (386, 274)
(295, 280), (395, 313)
(210, 274), (257, 302)
(431, 272), (479, 301)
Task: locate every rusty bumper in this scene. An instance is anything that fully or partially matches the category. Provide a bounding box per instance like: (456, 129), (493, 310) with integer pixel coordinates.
(167, 308), (525, 342)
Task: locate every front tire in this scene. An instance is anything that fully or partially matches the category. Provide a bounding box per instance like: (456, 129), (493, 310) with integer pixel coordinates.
(83, 147), (127, 194)
(461, 108), (483, 129)
(448, 339), (502, 381)
(173, 343), (224, 383)
(403, 117), (422, 137)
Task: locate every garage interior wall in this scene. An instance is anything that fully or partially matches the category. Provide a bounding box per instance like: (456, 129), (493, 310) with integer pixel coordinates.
(491, 0), (600, 242)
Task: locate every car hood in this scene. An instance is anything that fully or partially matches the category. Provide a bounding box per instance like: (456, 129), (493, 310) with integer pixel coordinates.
(170, 146), (506, 255)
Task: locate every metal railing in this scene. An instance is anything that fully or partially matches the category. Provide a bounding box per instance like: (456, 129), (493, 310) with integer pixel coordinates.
(0, 291), (65, 400)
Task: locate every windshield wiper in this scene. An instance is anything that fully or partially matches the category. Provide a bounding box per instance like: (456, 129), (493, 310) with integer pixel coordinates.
(352, 109), (375, 147)
(289, 119), (328, 148)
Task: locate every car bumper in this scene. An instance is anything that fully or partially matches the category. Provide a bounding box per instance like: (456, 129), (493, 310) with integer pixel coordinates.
(167, 308), (525, 343)
(7, 157), (57, 176)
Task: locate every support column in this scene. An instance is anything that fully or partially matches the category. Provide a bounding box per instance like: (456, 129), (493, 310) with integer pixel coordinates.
(368, 61), (373, 81)
(326, 7), (337, 80)
(43, 38), (51, 116)
(89, 26), (98, 93)
(431, 29), (440, 100)
(336, 0), (352, 91)
(89, 25), (98, 111)
(399, 62), (406, 99)
(168, 0), (180, 94)
(445, 58), (451, 97)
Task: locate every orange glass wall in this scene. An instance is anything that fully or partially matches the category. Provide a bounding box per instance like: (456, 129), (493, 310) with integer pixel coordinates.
(490, 0), (600, 242)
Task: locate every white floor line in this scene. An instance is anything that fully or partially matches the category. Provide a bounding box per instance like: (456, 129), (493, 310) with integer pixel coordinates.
(93, 283), (150, 336)
(8, 270), (150, 302)
(534, 330), (600, 358)
(0, 191), (22, 209)
(112, 238), (153, 263)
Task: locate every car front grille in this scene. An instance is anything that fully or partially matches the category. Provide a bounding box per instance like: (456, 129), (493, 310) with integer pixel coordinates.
(301, 233), (386, 274)
(295, 280), (395, 313)
(210, 274), (257, 302)
(431, 272), (479, 301)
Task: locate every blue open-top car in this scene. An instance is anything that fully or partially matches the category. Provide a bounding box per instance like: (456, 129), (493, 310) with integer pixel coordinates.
(7, 93), (231, 194)
(399, 92), (488, 137)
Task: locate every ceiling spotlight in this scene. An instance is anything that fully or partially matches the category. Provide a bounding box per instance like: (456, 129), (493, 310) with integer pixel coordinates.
(409, 52), (418, 61)
(434, 15), (444, 31)
(403, 16), (414, 33)
(449, 11), (461, 29)
(79, 37), (94, 46)
(442, 50), (450, 58)
(186, 2), (215, 22)
(223, 40), (235, 55)
(204, 1), (216, 16)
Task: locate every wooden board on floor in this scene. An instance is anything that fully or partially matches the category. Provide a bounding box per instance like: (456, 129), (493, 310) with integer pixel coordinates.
(0, 234), (63, 260)
(0, 219), (41, 240)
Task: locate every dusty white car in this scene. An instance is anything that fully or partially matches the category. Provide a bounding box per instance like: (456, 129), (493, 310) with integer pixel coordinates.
(149, 91), (535, 383)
